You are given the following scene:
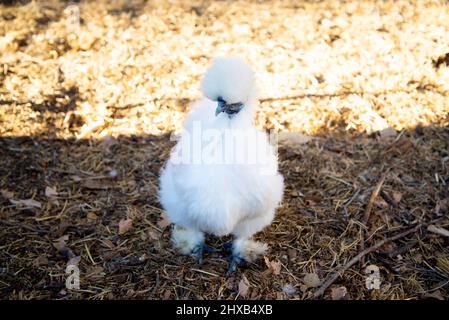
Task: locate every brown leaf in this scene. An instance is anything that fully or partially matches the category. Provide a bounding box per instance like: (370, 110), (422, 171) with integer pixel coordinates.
(32, 255), (49, 267)
(118, 218), (133, 235)
(87, 212), (98, 220)
(374, 198), (389, 208)
(392, 192), (403, 204)
(389, 138), (413, 154)
(10, 198), (42, 209)
(303, 273), (321, 288)
(264, 256), (282, 275)
(55, 221), (71, 237)
(163, 290), (171, 299)
(435, 199), (448, 215)
(101, 239), (115, 249)
(331, 286), (348, 300)
(53, 235), (69, 251)
(279, 132), (313, 145)
(287, 248), (297, 260)
(305, 194), (322, 206)
(157, 212), (171, 229)
(238, 275), (250, 298)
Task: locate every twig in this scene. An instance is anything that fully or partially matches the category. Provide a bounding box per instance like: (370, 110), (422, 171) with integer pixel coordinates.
(313, 223), (422, 298)
(427, 225), (449, 237)
(360, 172), (388, 264)
(362, 173), (388, 225)
(0, 220), (49, 234)
(342, 188), (360, 217)
(380, 190), (396, 208)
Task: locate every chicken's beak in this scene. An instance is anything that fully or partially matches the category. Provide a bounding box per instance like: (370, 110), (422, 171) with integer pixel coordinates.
(215, 98), (226, 116)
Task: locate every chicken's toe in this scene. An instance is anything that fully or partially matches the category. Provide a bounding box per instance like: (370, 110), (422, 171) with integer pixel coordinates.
(226, 254), (248, 274)
(191, 243), (217, 264)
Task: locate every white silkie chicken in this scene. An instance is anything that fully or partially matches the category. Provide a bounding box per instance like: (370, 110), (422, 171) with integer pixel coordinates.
(159, 58), (284, 272)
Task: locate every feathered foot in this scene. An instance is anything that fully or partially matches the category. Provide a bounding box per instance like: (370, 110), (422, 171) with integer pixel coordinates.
(225, 239), (267, 274)
(171, 226), (217, 264)
(191, 243), (217, 264)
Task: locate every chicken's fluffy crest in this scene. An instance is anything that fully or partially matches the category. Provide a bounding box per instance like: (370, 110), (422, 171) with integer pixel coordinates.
(201, 57), (255, 104)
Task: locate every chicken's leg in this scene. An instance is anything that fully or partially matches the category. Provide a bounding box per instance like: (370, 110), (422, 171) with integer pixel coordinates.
(226, 238), (267, 273)
(171, 225), (215, 264)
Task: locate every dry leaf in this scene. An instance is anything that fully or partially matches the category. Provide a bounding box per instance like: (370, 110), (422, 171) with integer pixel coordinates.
(101, 239), (115, 249)
(250, 287), (259, 299)
(392, 192), (403, 204)
(119, 218), (133, 235)
(422, 289), (444, 300)
(10, 198), (42, 209)
(282, 284), (298, 296)
(303, 273), (321, 288)
(76, 119), (105, 140)
(83, 179), (111, 190)
(87, 212), (98, 220)
(287, 248), (297, 260)
(264, 256), (282, 275)
(238, 275), (250, 298)
(331, 286), (348, 300)
(45, 186), (58, 198)
(45, 186), (59, 205)
(374, 198), (389, 208)
(100, 135), (117, 148)
(85, 265), (105, 279)
(33, 255), (49, 267)
(53, 235), (69, 251)
(279, 132), (313, 145)
(379, 127), (397, 139)
(260, 268), (272, 278)
(55, 221), (71, 237)
(435, 199), (448, 215)
(71, 175), (82, 182)
(1, 189), (14, 199)
(148, 231), (160, 240)
(157, 212), (171, 229)
(67, 256), (81, 266)
(305, 194), (322, 205)
(163, 290), (171, 299)
(389, 138), (413, 154)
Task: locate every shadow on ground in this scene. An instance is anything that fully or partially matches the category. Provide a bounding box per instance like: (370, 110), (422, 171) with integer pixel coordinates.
(1, 124), (448, 299)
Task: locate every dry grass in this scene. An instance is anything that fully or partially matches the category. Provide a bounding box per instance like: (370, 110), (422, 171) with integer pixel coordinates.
(0, 0), (448, 300)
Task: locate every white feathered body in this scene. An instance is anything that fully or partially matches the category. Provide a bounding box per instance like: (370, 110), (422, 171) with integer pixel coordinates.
(160, 98), (284, 238)
(159, 58), (283, 253)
